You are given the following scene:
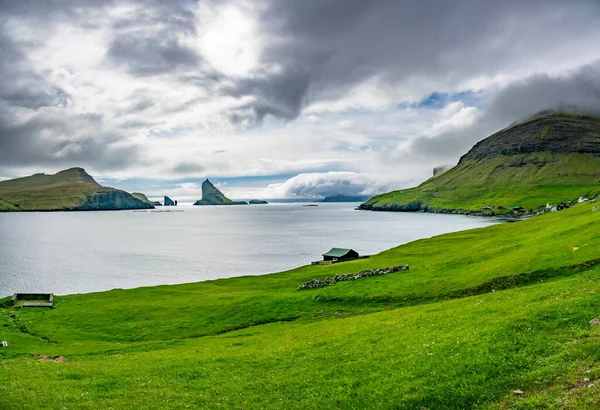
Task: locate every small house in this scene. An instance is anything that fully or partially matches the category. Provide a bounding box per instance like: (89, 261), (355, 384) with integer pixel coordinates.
(322, 248), (359, 263)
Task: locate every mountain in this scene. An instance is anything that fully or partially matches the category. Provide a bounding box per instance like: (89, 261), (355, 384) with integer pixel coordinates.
(0, 167), (153, 211)
(193, 179), (247, 205)
(131, 192), (162, 206)
(249, 199), (268, 204)
(321, 194), (371, 203)
(361, 113), (600, 215)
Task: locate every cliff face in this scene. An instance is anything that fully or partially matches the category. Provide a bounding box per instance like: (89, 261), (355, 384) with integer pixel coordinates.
(0, 167), (153, 211)
(193, 179), (247, 205)
(361, 113), (600, 215)
(75, 189), (155, 211)
(459, 114), (600, 162)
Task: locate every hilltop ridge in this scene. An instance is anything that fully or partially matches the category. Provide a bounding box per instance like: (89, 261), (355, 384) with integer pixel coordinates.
(0, 167), (152, 211)
(361, 113), (600, 214)
(460, 114), (600, 162)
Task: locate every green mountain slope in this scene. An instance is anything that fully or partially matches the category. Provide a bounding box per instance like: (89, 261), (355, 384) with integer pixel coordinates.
(361, 113), (600, 214)
(0, 168), (153, 211)
(193, 179), (247, 205)
(1, 202), (599, 408)
(131, 192), (162, 206)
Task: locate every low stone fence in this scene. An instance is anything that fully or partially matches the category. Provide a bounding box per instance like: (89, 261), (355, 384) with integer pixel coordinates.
(298, 265), (409, 290)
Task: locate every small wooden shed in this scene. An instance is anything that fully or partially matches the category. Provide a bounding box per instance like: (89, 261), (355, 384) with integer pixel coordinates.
(12, 293), (53, 308)
(322, 248), (359, 262)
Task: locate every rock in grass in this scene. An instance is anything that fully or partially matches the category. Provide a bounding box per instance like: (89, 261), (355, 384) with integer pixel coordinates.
(590, 318), (600, 325)
(513, 389), (524, 395)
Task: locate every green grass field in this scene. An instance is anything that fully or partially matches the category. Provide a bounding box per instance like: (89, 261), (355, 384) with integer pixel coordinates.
(1, 203), (600, 408)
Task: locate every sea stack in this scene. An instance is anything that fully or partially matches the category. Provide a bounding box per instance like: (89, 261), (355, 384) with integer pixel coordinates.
(193, 179), (247, 205)
(164, 196), (176, 206)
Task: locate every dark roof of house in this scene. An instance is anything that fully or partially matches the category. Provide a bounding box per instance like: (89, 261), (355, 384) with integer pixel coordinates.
(322, 248), (357, 258)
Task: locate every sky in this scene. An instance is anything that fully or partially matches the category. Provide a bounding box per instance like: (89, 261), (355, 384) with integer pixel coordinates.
(2, 0), (600, 202)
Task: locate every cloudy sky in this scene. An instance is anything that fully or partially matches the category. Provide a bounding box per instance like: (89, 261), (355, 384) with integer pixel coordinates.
(2, 0), (600, 201)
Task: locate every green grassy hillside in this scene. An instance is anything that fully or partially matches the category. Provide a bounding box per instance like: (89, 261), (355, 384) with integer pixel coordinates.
(1, 203), (599, 408)
(0, 168), (152, 211)
(131, 192), (162, 206)
(362, 114), (600, 214)
(0, 198), (18, 211)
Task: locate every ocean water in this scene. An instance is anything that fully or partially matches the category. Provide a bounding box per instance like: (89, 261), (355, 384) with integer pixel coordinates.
(0, 203), (497, 296)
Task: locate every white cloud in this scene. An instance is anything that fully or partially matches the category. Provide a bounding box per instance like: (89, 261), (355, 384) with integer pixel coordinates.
(429, 102), (480, 137)
(196, 2), (263, 77)
(266, 172), (388, 199)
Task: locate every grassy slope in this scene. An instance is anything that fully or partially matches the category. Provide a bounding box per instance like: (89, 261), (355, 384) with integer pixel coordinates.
(363, 114), (600, 213)
(0, 198), (18, 211)
(3, 272), (600, 409)
(364, 153), (600, 213)
(1, 204), (600, 407)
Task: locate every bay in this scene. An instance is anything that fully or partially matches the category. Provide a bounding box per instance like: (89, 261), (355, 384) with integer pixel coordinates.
(0, 203), (497, 296)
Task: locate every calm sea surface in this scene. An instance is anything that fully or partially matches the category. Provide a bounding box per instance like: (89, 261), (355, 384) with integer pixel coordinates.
(0, 203), (497, 296)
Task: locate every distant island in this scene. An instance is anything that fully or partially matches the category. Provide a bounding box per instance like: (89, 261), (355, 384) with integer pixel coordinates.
(321, 194), (371, 203)
(249, 199), (268, 204)
(193, 179), (247, 205)
(131, 192), (162, 207)
(0, 167), (153, 212)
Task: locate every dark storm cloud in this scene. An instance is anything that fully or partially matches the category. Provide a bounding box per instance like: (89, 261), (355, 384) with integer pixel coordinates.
(108, 35), (200, 75)
(223, 65), (311, 123)
(225, 0), (600, 122)
(0, 108), (141, 172)
(406, 61), (600, 164)
(0, 33), (71, 110)
(106, 1), (203, 75)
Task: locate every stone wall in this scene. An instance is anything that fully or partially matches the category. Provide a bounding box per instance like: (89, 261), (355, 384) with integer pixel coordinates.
(298, 265), (409, 290)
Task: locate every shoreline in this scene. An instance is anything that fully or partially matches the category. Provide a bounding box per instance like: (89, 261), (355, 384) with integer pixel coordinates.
(0, 211), (501, 299)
